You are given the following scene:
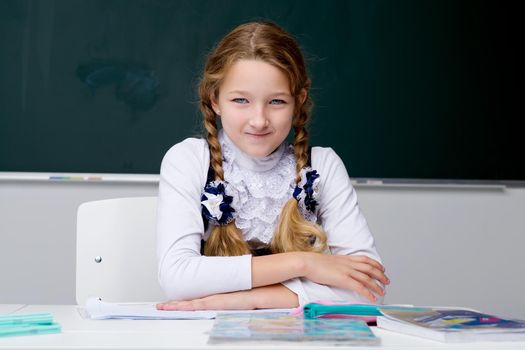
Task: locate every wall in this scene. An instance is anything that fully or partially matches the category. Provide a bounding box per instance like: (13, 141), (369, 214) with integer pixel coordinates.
(1, 178), (524, 319)
(0, 178), (155, 305)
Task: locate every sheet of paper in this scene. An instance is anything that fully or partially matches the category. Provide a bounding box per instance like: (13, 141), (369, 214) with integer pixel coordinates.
(84, 297), (293, 320)
(84, 298), (216, 320)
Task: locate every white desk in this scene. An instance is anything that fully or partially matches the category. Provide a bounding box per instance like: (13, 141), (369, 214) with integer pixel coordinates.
(0, 305), (25, 314)
(1, 305), (524, 349)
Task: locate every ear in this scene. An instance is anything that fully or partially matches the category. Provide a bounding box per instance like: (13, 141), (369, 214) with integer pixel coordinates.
(298, 88), (307, 106)
(210, 93), (220, 116)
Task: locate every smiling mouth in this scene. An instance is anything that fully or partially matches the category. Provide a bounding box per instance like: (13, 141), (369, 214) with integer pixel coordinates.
(246, 132), (270, 137)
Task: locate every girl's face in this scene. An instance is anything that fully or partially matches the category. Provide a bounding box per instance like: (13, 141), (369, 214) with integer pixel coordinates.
(212, 59), (302, 158)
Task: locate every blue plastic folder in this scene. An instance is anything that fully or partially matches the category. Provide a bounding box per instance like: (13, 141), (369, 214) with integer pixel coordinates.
(208, 312), (380, 345)
(0, 313), (61, 338)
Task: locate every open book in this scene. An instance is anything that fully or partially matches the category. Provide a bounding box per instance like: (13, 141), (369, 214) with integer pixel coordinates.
(377, 307), (525, 342)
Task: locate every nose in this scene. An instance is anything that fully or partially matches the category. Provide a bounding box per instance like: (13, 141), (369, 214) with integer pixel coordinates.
(249, 105), (269, 130)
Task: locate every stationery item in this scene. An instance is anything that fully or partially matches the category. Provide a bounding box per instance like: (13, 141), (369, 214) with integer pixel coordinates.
(49, 176), (101, 181)
(299, 300), (418, 324)
(208, 312), (379, 345)
(84, 298), (216, 320)
(0, 313), (53, 326)
(83, 297), (294, 320)
(299, 302), (378, 324)
(209, 312), (379, 345)
(0, 313), (61, 338)
(377, 307), (525, 342)
(0, 322), (62, 338)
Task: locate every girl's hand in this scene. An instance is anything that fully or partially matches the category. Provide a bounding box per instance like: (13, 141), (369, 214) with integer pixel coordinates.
(156, 284), (298, 311)
(302, 253), (390, 303)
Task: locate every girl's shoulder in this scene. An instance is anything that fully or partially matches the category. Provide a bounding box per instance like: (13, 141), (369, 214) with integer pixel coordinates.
(311, 146), (355, 195)
(163, 137), (208, 158)
(161, 137), (210, 170)
(311, 146), (344, 170)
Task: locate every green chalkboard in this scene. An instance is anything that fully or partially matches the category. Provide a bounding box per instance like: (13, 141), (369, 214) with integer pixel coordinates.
(1, 0), (522, 180)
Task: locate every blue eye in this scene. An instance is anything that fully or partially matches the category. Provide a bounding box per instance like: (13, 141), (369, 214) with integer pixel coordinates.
(232, 98), (249, 104)
(270, 99), (286, 105)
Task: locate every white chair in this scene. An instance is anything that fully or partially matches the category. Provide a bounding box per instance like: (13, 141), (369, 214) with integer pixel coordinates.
(76, 197), (165, 305)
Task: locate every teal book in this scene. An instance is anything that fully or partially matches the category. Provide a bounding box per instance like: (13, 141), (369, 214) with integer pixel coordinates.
(208, 312), (380, 345)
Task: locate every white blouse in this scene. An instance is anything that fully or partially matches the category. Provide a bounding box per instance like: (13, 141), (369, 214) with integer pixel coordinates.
(156, 130), (384, 305)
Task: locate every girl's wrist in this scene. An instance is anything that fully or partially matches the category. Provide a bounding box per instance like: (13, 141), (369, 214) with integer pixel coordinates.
(242, 290), (260, 310)
(290, 251), (310, 278)
(250, 285), (300, 309)
(248, 288), (266, 309)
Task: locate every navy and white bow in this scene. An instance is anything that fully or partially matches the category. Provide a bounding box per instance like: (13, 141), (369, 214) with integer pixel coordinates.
(201, 180), (236, 226)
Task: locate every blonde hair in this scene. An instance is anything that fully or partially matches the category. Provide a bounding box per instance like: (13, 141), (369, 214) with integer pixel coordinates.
(199, 21), (327, 256)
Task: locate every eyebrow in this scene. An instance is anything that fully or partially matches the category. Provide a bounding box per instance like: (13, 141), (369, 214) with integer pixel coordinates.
(226, 90), (292, 97)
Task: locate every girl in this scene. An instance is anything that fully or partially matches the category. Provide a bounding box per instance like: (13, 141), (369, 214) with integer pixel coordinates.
(156, 21), (389, 311)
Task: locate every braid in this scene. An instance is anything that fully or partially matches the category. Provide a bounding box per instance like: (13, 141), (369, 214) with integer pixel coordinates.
(202, 113), (224, 180)
(200, 88), (250, 257)
(271, 103), (328, 254)
(292, 109), (310, 184)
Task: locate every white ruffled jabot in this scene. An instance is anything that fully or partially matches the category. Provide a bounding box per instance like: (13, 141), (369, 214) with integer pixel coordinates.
(212, 130), (298, 247)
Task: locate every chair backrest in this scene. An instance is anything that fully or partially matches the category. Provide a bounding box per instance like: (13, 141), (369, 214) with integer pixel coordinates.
(76, 197), (165, 305)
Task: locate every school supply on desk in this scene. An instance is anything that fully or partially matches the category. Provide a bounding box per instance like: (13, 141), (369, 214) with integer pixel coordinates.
(304, 301), (381, 318)
(208, 312), (380, 345)
(0, 313), (61, 338)
(84, 297), (216, 320)
(377, 307), (525, 342)
(298, 300), (418, 325)
(297, 301), (378, 324)
(83, 297), (293, 320)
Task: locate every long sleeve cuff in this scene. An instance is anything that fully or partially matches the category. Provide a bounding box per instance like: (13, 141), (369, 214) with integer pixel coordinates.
(282, 278), (384, 307)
